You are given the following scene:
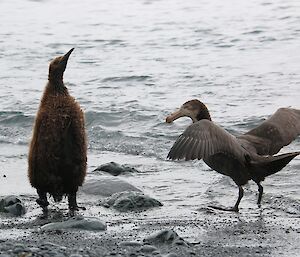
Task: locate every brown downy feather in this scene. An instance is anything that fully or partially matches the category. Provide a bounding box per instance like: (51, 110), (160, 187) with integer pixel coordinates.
(28, 49), (87, 201)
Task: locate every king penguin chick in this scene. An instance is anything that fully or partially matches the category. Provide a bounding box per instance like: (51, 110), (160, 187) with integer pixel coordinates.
(28, 48), (87, 217)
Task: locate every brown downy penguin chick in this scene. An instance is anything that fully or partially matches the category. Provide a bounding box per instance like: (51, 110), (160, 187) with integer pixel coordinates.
(28, 48), (87, 217)
(166, 99), (300, 212)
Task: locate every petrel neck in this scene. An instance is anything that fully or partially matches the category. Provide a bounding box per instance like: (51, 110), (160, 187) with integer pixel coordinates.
(196, 104), (212, 122)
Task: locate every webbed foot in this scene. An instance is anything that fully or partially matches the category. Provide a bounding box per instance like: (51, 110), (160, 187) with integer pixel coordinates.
(208, 205), (239, 212)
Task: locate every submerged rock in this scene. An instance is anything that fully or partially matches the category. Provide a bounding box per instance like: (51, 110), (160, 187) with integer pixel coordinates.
(94, 162), (139, 176)
(103, 191), (163, 211)
(144, 229), (188, 246)
(81, 176), (141, 197)
(41, 216), (107, 231)
(0, 195), (26, 216)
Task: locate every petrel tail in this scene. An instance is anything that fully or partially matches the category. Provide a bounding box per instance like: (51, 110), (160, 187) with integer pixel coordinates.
(249, 151), (299, 181)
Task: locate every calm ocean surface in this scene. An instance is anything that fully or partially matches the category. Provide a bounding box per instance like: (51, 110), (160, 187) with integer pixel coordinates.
(0, 0), (299, 212)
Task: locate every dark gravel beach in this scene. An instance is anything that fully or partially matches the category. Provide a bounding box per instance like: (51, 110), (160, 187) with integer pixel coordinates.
(1, 166), (300, 257)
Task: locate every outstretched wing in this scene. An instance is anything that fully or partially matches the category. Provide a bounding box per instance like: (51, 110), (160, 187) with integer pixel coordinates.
(239, 108), (300, 155)
(167, 119), (247, 162)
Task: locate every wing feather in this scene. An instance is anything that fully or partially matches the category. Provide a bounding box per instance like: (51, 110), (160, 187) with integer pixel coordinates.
(239, 108), (300, 155)
(168, 120), (247, 162)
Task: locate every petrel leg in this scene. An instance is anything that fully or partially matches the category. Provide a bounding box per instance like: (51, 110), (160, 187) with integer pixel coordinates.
(36, 189), (49, 218)
(208, 186), (244, 212)
(233, 186), (244, 212)
(256, 182), (263, 207)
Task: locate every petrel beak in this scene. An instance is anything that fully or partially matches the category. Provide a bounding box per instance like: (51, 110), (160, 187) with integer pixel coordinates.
(166, 109), (185, 123)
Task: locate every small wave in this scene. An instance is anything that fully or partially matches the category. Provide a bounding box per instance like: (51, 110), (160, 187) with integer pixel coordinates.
(232, 116), (267, 132)
(101, 75), (152, 83)
(85, 111), (128, 127)
(82, 38), (127, 47)
(243, 30), (264, 35)
(0, 111), (33, 126)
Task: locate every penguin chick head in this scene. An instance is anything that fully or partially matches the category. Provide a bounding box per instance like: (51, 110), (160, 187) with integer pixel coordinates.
(48, 48), (74, 82)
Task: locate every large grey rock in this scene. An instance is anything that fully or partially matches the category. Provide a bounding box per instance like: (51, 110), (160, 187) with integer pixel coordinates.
(144, 229), (188, 246)
(103, 191), (163, 211)
(94, 162), (139, 176)
(41, 216), (107, 231)
(0, 195), (26, 216)
(81, 176), (141, 197)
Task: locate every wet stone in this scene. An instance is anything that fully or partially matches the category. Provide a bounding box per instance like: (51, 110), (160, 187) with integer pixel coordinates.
(144, 229), (188, 246)
(119, 241), (142, 247)
(103, 191), (163, 211)
(0, 195), (26, 216)
(164, 253), (178, 257)
(94, 162), (139, 176)
(140, 245), (158, 253)
(81, 177), (141, 197)
(41, 216), (107, 231)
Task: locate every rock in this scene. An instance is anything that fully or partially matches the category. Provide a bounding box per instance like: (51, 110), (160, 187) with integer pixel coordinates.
(103, 191), (163, 211)
(81, 177), (141, 197)
(119, 241), (142, 247)
(144, 229), (188, 246)
(41, 216), (107, 231)
(164, 253), (178, 257)
(94, 162), (139, 176)
(140, 245), (158, 253)
(0, 195), (26, 216)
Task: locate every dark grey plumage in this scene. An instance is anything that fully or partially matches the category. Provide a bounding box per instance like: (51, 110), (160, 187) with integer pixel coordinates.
(166, 99), (300, 211)
(239, 108), (300, 155)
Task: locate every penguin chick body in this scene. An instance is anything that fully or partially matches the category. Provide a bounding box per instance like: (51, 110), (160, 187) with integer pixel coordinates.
(28, 48), (87, 217)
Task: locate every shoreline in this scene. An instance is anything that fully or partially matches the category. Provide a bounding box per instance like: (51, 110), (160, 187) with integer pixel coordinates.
(1, 191), (299, 257)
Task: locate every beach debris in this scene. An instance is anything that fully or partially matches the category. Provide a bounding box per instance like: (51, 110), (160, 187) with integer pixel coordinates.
(102, 191), (163, 211)
(0, 195), (26, 216)
(41, 215), (107, 231)
(81, 177), (141, 197)
(93, 161), (139, 176)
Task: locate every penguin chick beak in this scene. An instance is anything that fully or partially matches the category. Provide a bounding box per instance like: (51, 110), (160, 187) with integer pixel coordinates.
(60, 48), (74, 67)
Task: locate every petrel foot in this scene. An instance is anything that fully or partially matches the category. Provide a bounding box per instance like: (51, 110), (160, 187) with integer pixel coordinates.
(208, 205), (239, 212)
